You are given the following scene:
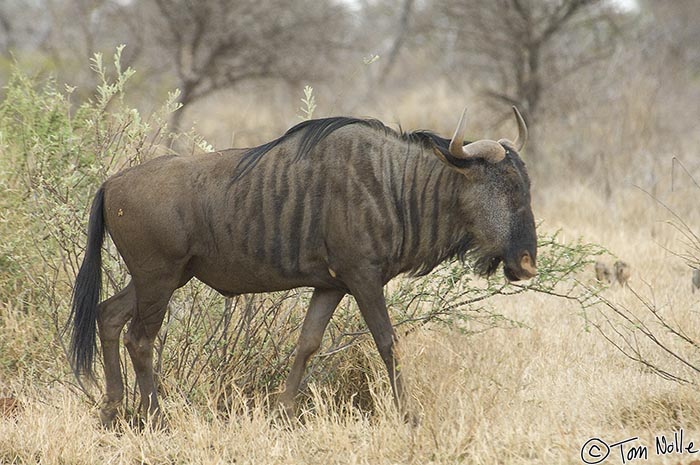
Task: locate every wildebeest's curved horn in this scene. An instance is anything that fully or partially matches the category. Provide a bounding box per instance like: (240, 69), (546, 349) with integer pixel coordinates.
(448, 108), (469, 159)
(449, 108), (506, 164)
(461, 140), (507, 163)
(499, 106), (528, 152)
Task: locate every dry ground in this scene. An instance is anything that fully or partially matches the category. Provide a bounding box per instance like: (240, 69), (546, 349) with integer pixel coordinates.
(1, 93), (699, 464)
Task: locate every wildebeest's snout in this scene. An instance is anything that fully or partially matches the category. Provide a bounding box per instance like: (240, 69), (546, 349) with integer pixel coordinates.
(503, 250), (537, 282)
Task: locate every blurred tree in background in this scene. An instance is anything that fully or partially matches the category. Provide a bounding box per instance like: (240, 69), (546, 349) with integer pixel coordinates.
(639, 0), (700, 70)
(0, 0), (698, 184)
(151, 0), (354, 130)
(0, 0), (149, 92)
(429, 0), (620, 128)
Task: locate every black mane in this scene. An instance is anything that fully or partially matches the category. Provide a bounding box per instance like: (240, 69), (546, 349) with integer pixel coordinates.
(231, 116), (460, 181)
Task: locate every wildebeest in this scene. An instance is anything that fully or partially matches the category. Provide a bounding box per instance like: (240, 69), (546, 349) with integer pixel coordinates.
(70, 107), (537, 426)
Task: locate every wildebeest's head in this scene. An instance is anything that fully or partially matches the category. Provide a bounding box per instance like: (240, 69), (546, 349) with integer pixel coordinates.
(433, 107), (537, 282)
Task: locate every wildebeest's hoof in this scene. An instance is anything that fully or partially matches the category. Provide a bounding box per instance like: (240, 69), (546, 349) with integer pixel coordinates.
(272, 399), (301, 429)
(99, 399), (121, 429)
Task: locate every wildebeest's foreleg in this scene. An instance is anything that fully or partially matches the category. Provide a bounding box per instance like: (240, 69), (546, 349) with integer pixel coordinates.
(96, 281), (135, 427)
(348, 281), (404, 411)
(279, 288), (345, 416)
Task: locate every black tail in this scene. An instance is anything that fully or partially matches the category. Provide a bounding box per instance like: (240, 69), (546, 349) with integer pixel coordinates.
(70, 186), (106, 377)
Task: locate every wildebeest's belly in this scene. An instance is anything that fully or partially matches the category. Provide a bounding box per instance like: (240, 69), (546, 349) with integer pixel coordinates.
(187, 254), (339, 295)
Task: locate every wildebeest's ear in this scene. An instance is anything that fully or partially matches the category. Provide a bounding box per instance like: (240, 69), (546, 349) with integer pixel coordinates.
(432, 146), (456, 169)
(431, 147), (474, 174)
(433, 146), (472, 173)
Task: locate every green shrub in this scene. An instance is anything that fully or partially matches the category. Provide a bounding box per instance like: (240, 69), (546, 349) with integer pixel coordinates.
(0, 47), (179, 390)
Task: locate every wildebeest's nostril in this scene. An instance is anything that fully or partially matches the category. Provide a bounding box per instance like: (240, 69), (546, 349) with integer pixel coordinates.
(520, 252), (537, 278)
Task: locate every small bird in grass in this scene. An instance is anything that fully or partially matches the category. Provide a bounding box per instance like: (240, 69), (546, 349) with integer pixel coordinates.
(594, 261), (612, 284)
(692, 268), (700, 293)
(614, 260), (631, 287)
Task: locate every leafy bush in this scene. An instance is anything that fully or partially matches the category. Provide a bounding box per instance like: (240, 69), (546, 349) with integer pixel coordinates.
(0, 46), (179, 393)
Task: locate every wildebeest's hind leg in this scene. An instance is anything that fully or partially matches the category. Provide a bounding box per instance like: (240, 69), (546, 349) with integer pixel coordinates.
(123, 275), (181, 426)
(278, 288), (345, 416)
(96, 281), (136, 427)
